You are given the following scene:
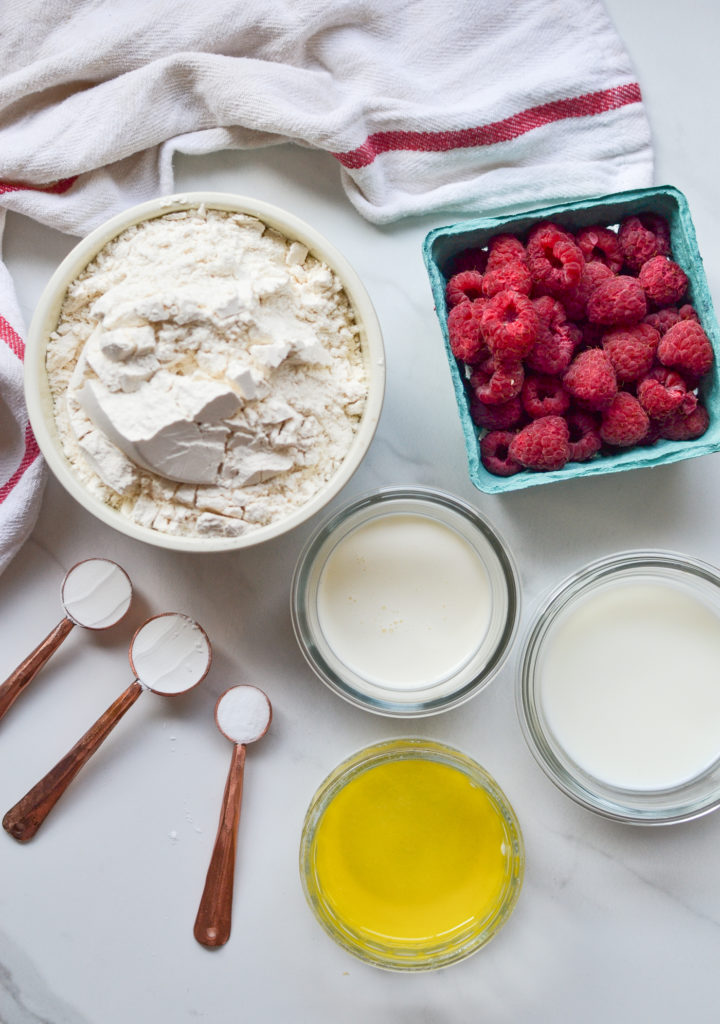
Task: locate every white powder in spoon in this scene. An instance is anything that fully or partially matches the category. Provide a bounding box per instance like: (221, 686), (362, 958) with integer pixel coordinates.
(216, 686), (272, 744)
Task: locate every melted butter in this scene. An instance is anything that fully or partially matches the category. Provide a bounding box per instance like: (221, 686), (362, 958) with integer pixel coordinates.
(312, 758), (511, 946)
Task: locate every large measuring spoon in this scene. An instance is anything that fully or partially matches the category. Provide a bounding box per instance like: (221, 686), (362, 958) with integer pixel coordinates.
(0, 558), (132, 724)
(3, 612), (211, 843)
(194, 685), (272, 948)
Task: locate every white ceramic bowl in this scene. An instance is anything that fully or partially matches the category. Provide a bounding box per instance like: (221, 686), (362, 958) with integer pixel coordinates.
(24, 192), (385, 552)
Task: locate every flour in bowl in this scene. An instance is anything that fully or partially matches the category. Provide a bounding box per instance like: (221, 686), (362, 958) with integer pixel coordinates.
(45, 207), (368, 538)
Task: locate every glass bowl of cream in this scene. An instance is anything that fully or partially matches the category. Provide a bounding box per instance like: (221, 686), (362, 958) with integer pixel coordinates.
(24, 192), (385, 552)
(299, 738), (524, 971)
(518, 550), (720, 825)
(291, 486), (519, 716)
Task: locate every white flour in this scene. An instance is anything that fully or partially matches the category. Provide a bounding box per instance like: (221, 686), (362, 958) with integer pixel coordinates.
(46, 207), (368, 538)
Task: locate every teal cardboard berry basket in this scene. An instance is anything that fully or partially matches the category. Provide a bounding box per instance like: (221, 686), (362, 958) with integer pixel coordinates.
(422, 185), (720, 494)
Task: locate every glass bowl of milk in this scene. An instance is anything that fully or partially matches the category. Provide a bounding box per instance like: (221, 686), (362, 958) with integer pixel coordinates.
(291, 487), (519, 716)
(518, 550), (720, 824)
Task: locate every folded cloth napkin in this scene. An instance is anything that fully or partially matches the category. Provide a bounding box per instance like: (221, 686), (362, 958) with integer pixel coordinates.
(0, 0), (653, 572)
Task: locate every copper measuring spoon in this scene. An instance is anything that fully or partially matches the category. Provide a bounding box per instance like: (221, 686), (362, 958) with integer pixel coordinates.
(194, 685), (272, 948)
(3, 612), (211, 843)
(0, 558), (132, 725)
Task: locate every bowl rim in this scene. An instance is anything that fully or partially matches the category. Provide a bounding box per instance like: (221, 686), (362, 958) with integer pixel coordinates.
(298, 736), (525, 971)
(517, 547), (720, 825)
(24, 191), (386, 552)
(290, 484), (521, 717)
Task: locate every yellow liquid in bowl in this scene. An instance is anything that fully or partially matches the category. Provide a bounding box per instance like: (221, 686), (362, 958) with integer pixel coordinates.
(311, 758), (514, 951)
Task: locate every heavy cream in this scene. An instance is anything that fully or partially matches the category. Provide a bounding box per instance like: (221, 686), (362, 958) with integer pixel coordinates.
(316, 513), (493, 690)
(46, 207), (367, 538)
(539, 578), (720, 791)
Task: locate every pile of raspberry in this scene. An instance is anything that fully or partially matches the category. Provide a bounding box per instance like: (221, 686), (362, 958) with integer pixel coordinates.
(444, 213), (714, 476)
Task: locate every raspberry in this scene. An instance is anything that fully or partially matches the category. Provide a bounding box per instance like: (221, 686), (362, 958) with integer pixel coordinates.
(445, 270), (485, 307)
(527, 223), (584, 294)
(470, 359), (524, 405)
(557, 262), (615, 322)
(602, 323), (659, 384)
(639, 213), (672, 256)
(679, 304), (700, 322)
(563, 349), (618, 410)
(637, 368), (693, 422)
(566, 410), (602, 462)
(508, 415), (570, 471)
(600, 392), (650, 447)
(469, 395), (523, 431)
(660, 404), (710, 441)
(482, 260), (532, 298)
(618, 214), (671, 272)
(532, 294), (566, 329)
(637, 421), (663, 447)
(551, 282), (585, 322)
(576, 225), (624, 273)
(447, 300), (488, 363)
(657, 321), (714, 378)
(586, 275), (647, 326)
(448, 247), (488, 276)
(527, 325), (576, 376)
(584, 260), (616, 289)
(521, 374), (570, 418)
(480, 430), (522, 476)
(486, 234), (527, 267)
(481, 290), (539, 362)
(643, 307), (681, 336)
(638, 256), (688, 307)
(526, 300), (576, 375)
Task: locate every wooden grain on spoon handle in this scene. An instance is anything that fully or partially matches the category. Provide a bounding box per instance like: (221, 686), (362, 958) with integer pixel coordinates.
(2, 679), (143, 843)
(194, 743), (246, 948)
(0, 618), (75, 723)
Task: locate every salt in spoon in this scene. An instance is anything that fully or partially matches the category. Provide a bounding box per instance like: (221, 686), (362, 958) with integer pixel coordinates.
(3, 612), (211, 842)
(0, 558), (132, 725)
(194, 685), (272, 948)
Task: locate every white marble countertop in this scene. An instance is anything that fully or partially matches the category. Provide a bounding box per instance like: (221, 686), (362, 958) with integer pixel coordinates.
(2, 2), (720, 1021)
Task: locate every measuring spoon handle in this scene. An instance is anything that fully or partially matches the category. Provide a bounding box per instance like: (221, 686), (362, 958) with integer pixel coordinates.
(0, 618), (75, 724)
(194, 743), (247, 948)
(2, 679), (143, 842)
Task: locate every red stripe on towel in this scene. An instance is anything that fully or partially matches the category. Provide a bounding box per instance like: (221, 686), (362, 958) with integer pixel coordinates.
(0, 317), (41, 503)
(333, 83), (643, 169)
(0, 422), (41, 504)
(0, 314), (24, 360)
(0, 176), (77, 196)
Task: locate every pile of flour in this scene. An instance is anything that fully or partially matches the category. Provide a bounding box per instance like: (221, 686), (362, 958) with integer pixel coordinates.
(46, 206), (368, 538)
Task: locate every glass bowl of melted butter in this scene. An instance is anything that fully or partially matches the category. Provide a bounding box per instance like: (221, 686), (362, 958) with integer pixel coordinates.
(299, 738), (524, 971)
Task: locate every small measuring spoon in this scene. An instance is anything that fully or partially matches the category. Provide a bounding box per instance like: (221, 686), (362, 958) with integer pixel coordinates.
(194, 685), (272, 948)
(3, 612), (211, 842)
(0, 558), (132, 724)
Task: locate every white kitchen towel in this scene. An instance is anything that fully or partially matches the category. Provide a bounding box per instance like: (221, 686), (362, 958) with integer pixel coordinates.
(0, 210), (45, 575)
(0, 0), (653, 572)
